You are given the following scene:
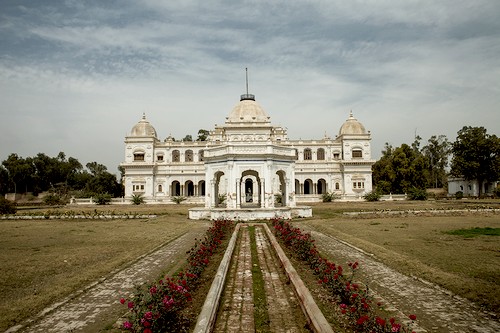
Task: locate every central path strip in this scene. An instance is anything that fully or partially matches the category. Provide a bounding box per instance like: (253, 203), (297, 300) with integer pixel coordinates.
(213, 224), (310, 333)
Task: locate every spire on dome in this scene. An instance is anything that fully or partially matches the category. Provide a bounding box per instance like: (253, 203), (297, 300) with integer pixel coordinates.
(240, 67), (255, 101)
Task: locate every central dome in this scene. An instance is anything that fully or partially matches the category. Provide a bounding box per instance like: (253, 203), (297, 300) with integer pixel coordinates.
(226, 94), (270, 124)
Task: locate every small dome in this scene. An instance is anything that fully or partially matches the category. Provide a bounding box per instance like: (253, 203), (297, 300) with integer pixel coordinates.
(339, 111), (367, 135)
(226, 95), (270, 124)
(130, 113), (157, 137)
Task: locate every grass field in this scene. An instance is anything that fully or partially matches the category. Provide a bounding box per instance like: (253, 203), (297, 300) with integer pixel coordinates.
(1, 200), (499, 331)
(0, 205), (198, 331)
(303, 201), (500, 314)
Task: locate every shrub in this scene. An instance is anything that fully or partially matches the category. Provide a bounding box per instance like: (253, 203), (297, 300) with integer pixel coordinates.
(274, 193), (283, 205)
(131, 194), (144, 205)
(171, 196), (187, 204)
(321, 192), (338, 202)
(218, 193), (227, 205)
(493, 186), (500, 198)
(407, 187), (427, 201)
(94, 193), (111, 205)
(0, 197), (17, 214)
(363, 191), (381, 202)
(44, 194), (63, 206)
(455, 191), (464, 199)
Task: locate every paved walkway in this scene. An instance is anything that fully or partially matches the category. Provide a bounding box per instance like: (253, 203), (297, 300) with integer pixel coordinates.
(7, 225), (208, 333)
(214, 225), (309, 333)
(296, 223), (500, 333)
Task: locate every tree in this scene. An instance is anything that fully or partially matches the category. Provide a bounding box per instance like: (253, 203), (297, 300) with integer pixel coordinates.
(0, 165), (9, 195)
(372, 143), (430, 194)
(182, 134), (193, 142)
(421, 135), (451, 188)
(2, 154), (35, 194)
(196, 129), (210, 141)
(84, 162), (121, 197)
(451, 126), (500, 196)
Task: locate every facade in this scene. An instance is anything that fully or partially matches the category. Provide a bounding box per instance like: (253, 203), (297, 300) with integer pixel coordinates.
(121, 92), (374, 207)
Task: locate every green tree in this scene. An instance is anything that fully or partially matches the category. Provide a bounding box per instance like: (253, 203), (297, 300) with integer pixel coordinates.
(84, 162), (121, 197)
(421, 135), (451, 188)
(196, 129), (210, 141)
(372, 143), (429, 194)
(451, 126), (500, 196)
(182, 134), (193, 142)
(0, 165), (9, 195)
(2, 154), (35, 194)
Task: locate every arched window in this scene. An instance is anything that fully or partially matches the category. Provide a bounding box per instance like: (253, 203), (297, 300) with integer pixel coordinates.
(133, 152), (145, 161)
(199, 150), (204, 162)
(172, 150), (180, 162)
(158, 184), (163, 192)
(304, 148), (312, 160)
(317, 148), (325, 160)
(352, 149), (363, 158)
(335, 182), (340, 190)
(294, 149), (299, 160)
(185, 150), (193, 162)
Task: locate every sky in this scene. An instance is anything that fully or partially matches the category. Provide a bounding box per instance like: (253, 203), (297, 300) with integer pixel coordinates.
(1, 0), (499, 175)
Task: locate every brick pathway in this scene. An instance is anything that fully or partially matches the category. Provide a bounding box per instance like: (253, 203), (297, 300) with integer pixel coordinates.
(296, 223), (500, 333)
(213, 225), (309, 333)
(8, 224), (208, 333)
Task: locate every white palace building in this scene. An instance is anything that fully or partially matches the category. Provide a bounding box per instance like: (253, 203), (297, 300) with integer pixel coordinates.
(121, 91), (374, 220)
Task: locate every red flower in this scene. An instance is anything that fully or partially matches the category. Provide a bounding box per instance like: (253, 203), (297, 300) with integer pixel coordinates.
(127, 301), (134, 309)
(144, 329), (152, 333)
(409, 314), (417, 321)
(120, 298), (126, 304)
(356, 315), (369, 325)
(376, 317), (386, 326)
(144, 311), (153, 320)
(122, 321), (133, 329)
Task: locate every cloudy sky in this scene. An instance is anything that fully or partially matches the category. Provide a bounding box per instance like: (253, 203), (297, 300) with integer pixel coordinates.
(1, 0), (499, 174)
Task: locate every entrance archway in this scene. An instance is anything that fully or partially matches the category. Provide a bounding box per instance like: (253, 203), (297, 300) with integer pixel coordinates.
(241, 170), (261, 207)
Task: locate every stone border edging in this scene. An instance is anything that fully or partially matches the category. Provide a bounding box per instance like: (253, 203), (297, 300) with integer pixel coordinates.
(193, 223), (241, 333)
(262, 223), (334, 333)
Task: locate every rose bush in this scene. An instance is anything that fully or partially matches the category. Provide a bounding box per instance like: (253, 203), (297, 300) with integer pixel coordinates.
(120, 219), (234, 332)
(272, 218), (417, 333)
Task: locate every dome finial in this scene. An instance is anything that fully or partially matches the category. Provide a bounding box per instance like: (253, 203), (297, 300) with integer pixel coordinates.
(142, 112), (146, 120)
(240, 67), (255, 101)
(349, 110), (353, 118)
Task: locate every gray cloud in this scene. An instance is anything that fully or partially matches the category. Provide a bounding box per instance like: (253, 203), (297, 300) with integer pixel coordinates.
(1, 0), (499, 171)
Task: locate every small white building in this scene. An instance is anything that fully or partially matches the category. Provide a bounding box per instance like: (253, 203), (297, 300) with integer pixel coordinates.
(121, 92), (374, 209)
(448, 177), (498, 197)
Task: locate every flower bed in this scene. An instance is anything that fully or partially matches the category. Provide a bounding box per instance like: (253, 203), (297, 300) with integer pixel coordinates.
(119, 219), (234, 332)
(272, 218), (417, 333)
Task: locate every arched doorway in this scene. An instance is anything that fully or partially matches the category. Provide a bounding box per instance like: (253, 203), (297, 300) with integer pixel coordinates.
(317, 178), (326, 195)
(185, 180), (194, 196)
(304, 179), (313, 194)
(214, 171), (225, 206)
(276, 170), (286, 206)
(241, 170), (261, 207)
(171, 181), (180, 196)
(245, 178), (253, 202)
(198, 180), (205, 196)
